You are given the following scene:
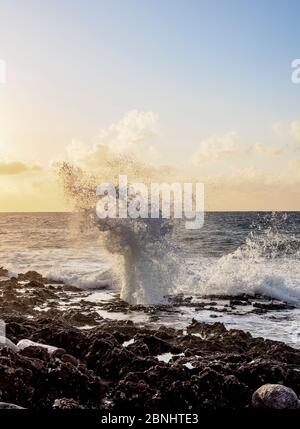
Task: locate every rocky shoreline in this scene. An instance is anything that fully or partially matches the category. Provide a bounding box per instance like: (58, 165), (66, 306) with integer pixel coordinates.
(1, 268), (300, 409)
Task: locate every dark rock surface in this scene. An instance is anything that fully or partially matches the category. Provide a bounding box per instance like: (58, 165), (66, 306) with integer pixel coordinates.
(1, 270), (300, 410)
(0, 315), (300, 409)
(252, 384), (299, 409)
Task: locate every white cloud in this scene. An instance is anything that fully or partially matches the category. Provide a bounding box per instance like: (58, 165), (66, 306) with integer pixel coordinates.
(253, 142), (283, 157)
(192, 132), (241, 164)
(191, 132), (284, 166)
(65, 110), (160, 169)
(60, 110), (179, 184)
(96, 109), (158, 154)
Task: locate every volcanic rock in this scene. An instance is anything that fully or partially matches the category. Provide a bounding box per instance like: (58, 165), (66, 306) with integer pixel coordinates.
(0, 336), (18, 353)
(252, 383), (299, 409)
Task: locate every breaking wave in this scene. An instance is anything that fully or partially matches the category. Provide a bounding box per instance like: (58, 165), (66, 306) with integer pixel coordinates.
(57, 161), (300, 307)
(189, 213), (300, 305)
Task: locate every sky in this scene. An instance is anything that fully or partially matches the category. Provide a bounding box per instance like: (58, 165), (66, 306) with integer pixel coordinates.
(1, 0), (300, 211)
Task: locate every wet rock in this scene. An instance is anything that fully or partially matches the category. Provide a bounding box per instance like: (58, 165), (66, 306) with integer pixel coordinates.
(186, 319), (227, 336)
(252, 384), (299, 409)
(0, 267), (9, 277)
(63, 284), (81, 292)
(0, 345), (104, 409)
(87, 336), (137, 379)
(204, 293), (254, 301)
(2, 313), (300, 410)
(2, 266), (300, 410)
(53, 398), (85, 409)
(60, 353), (78, 367)
(253, 301), (295, 311)
(230, 299), (249, 306)
(0, 336), (18, 353)
(17, 339), (66, 357)
(251, 308), (267, 315)
(63, 310), (100, 326)
(26, 280), (44, 289)
(19, 345), (50, 361)
(139, 334), (182, 355)
(18, 271), (45, 282)
(17, 319), (90, 359)
(53, 398), (86, 410)
(1, 277), (18, 290)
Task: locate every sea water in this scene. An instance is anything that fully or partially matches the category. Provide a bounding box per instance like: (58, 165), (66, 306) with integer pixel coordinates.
(1, 211), (300, 346)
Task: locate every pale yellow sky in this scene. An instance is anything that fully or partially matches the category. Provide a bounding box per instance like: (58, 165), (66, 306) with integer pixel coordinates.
(1, 109), (300, 212)
(1, 2), (300, 211)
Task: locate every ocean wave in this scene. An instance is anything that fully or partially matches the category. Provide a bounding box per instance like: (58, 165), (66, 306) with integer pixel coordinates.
(44, 266), (114, 289)
(181, 216), (300, 305)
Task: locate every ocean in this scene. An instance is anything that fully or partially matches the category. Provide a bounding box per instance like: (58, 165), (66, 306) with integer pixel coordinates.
(1, 211), (300, 347)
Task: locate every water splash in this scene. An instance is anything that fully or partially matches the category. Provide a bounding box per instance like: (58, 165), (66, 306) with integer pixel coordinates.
(197, 212), (300, 305)
(237, 212), (300, 259)
(59, 162), (179, 305)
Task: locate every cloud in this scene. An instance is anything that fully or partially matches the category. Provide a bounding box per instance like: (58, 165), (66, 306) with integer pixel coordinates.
(0, 172), (66, 212)
(66, 110), (160, 169)
(269, 119), (300, 150)
(290, 121), (300, 146)
(272, 121), (285, 137)
(192, 132), (242, 164)
(253, 142), (283, 157)
(191, 132), (284, 165)
(96, 109), (159, 154)
(269, 120), (300, 148)
(0, 161), (41, 175)
(62, 110), (167, 183)
(289, 157), (300, 171)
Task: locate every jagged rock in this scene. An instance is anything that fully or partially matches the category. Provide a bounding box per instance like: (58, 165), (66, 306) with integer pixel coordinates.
(53, 398), (85, 409)
(17, 271), (45, 282)
(252, 384), (300, 409)
(186, 319), (227, 336)
(0, 267), (9, 277)
(0, 336), (18, 352)
(2, 266), (300, 410)
(60, 353), (78, 366)
(17, 339), (66, 357)
(253, 302), (295, 311)
(63, 310), (100, 326)
(19, 345), (51, 361)
(0, 346), (104, 409)
(230, 299), (249, 306)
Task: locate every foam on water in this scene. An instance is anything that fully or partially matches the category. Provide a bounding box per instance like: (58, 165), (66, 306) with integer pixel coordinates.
(179, 213), (300, 306)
